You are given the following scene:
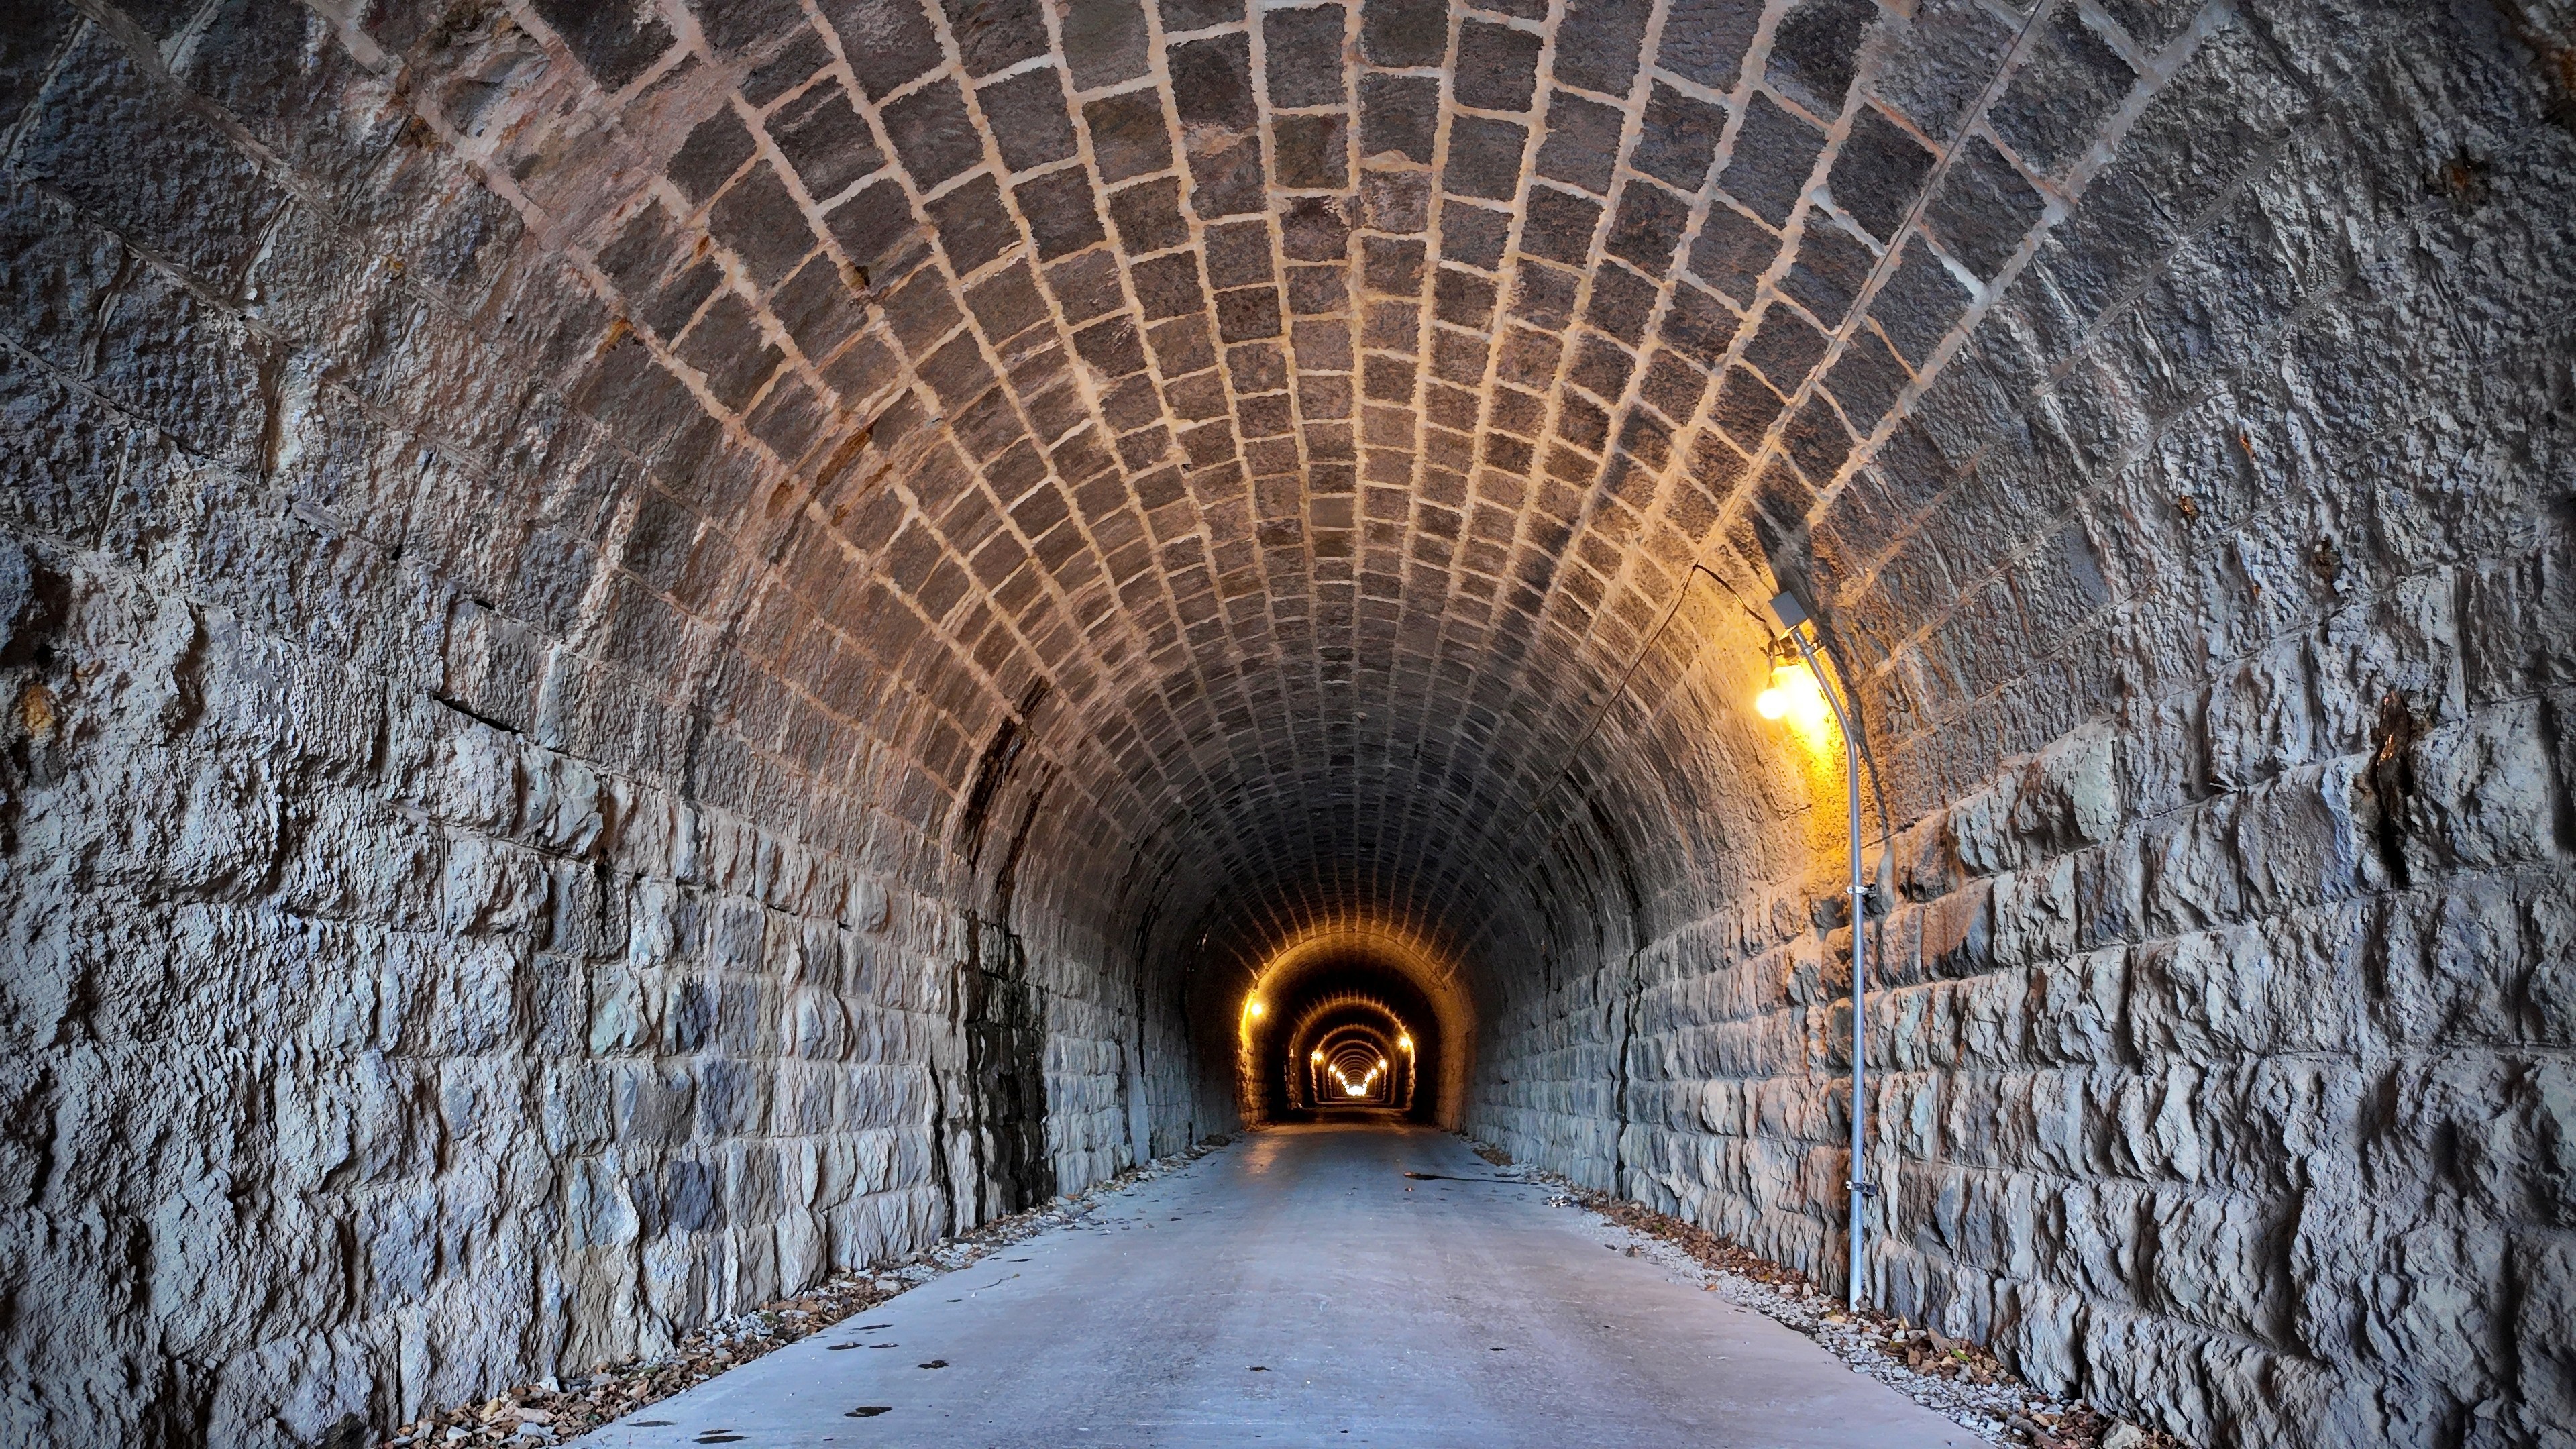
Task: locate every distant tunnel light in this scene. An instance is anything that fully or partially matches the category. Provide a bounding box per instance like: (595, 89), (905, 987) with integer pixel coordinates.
(1397, 1034), (1413, 1051)
(1311, 1049), (1326, 1063)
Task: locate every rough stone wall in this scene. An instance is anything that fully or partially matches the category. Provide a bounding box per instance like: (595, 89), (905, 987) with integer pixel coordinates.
(0, 4), (1197, 1444)
(1472, 3), (2576, 1447)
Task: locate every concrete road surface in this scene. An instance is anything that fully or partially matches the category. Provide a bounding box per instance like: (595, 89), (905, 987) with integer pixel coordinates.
(578, 1117), (1976, 1448)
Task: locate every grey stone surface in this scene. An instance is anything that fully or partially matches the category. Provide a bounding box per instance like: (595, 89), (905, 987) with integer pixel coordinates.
(0, 0), (2569, 1446)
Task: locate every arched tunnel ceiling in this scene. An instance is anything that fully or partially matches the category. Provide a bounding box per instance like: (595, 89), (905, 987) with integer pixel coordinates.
(5, 2), (2569, 1440)
(367, 0), (2498, 994)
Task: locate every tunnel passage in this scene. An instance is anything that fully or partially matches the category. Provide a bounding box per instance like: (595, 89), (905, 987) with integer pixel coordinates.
(1293, 998), (1417, 1112)
(1, 0), (2571, 1446)
(1209, 920), (1475, 1126)
(1267, 979), (1434, 1117)
(1315, 1038), (1401, 1106)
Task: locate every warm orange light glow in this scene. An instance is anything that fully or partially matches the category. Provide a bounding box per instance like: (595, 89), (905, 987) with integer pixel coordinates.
(1230, 916), (1479, 1128)
(1246, 997), (1266, 1019)
(1756, 658), (1832, 735)
(1397, 1034), (1413, 1051)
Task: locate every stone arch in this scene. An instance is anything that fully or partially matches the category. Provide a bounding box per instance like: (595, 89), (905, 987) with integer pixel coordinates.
(1222, 921), (1474, 1126)
(1285, 991), (1420, 1110)
(0, 0), (2569, 1444)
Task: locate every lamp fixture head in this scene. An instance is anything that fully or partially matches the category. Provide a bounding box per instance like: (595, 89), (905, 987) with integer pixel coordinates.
(1754, 635), (1832, 735)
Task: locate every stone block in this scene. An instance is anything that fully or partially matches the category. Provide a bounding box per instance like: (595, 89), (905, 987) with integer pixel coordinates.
(20, 30), (290, 290)
(1359, 0), (1447, 67)
(1990, 856), (2079, 967)
(764, 90), (883, 205)
(1455, 22), (1542, 113)
(2511, 1234), (2576, 1431)
(1766, 0), (1880, 115)
(2143, 1185), (2286, 1342)
(1987, 6), (2137, 178)
(2105, 1065), (2210, 1184)
(1926, 136), (2049, 284)
(2029, 947), (2127, 1064)
(1719, 93), (1826, 228)
(1552, 0), (1650, 95)
(1832, 105), (1937, 244)
(826, 0), (945, 99)
(1058, 0), (1150, 88)
(1273, 114), (1350, 191)
(2403, 700), (2567, 873)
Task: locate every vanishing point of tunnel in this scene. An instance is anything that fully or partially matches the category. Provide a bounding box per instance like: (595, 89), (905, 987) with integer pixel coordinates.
(0, 0), (2571, 1445)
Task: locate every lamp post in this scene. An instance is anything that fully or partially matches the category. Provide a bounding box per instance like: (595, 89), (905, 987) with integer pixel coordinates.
(1760, 592), (1876, 1313)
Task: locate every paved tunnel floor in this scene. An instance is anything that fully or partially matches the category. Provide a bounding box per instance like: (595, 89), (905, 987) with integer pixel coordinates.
(580, 1120), (1976, 1448)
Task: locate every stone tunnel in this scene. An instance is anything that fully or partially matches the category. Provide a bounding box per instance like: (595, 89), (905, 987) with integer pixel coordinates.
(0, 0), (2571, 1444)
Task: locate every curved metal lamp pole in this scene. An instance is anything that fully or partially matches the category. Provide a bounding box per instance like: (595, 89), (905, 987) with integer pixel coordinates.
(1767, 593), (1875, 1312)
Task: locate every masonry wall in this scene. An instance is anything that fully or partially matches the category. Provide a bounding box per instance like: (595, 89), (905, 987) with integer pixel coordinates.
(2, 0), (2571, 1444)
(0, 6), (1197, 1444)
(1469, 3), (2576, 1446)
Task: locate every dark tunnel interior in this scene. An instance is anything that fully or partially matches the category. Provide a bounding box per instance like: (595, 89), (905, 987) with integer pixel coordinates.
(1240, 953), (1443, 1120)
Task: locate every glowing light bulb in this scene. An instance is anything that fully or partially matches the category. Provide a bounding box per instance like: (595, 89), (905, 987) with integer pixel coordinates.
(1756, 659), (1833, 734)
(1311, 1049), (1326, 1063)
(1246, 997), (1265, 1018)
(1397, 1034), (1412, 1051)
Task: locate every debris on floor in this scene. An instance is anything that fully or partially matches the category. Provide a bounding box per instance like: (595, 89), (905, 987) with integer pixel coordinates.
(375, 1140), (1230, 1447)
(1474, 1143), (2189, 1449)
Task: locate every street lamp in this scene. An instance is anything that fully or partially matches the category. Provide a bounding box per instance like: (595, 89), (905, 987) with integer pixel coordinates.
(1754, 637), (1833, 735)
(1762, 592), (1876, 1312)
